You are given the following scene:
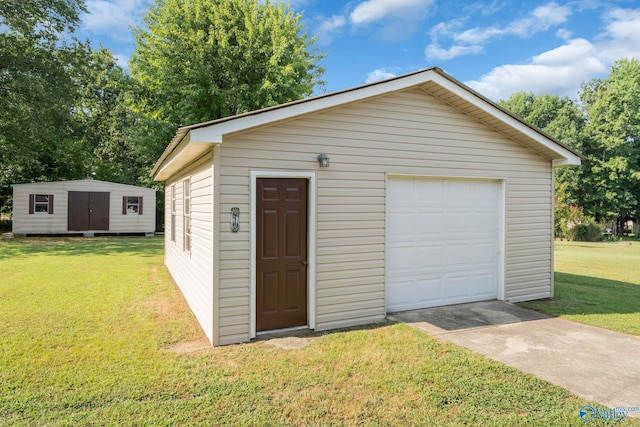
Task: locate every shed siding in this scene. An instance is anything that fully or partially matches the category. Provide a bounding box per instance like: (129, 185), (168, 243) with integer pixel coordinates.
(164, 153), (215, 344)
(217, 88), (553, 343)
(12, 180), (155, 234)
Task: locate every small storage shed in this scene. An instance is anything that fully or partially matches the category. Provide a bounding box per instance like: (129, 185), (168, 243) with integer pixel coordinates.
(12, 180), (156, 236)
(151, 67), (582, 346)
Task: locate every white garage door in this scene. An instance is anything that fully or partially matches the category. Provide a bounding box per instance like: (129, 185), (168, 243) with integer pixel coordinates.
(386, 178), (501, 313)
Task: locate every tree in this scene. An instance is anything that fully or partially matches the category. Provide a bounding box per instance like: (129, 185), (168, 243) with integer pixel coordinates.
(130, 0), (325, 129)
(580, 59), (640, 231)
(500, 61), (640, 235)
(499, 92), (587, 207)
(0, 0), (88, 213)
(0, 1), (152, 217)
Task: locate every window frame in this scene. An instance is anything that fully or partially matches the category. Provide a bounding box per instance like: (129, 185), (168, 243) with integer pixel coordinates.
(170, 184), (176, 242)
(183, 179), (191, 253)
(124, 196), (141, 215)
(29, 194), (54, 215)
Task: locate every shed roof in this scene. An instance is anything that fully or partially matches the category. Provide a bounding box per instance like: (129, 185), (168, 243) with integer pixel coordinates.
(152, 67), (583, 181)
(13, 179), (156, 192)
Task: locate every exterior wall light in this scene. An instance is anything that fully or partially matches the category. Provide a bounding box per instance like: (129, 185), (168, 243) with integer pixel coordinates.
(317, 153), (330, 168)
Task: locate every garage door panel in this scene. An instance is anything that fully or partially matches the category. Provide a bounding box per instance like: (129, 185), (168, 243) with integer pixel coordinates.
(448, 212), (472, 234)
(418, 212), (444, 234)
(388, 179), (415, 200)
(416, 180), (444, 200)
(387, 244), (418, 271)
(473, 273), (498, 298)
(475, 212), (498, 232)
(387, 212), (415, 236)
(387, 178), (500, 313)
(418, 246), (444, 271)
(472, 243), (497, 265)
(444, 275), (471, 301)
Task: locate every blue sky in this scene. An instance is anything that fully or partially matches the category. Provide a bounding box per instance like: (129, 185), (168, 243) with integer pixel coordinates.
(78, 0), (640, 101)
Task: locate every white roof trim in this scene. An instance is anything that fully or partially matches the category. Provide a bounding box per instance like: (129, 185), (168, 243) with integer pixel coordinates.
(429, 73), (582, 166)
(12, 179), (155, 191)
(152, 67), (583, 180)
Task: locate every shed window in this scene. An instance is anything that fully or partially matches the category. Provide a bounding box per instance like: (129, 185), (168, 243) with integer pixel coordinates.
(29, 194), (54, 215)
(122, 196), (143, 215)
(183, 179), (191, 253)
(170, 185), (176, 242)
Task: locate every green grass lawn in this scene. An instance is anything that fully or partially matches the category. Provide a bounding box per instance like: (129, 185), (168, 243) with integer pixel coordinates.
(520, 240), (640, 336)
(0, 237), (633, 426)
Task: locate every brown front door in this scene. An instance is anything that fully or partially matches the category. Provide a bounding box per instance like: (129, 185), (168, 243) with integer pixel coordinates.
(256, 178), (308, 332)
(68, 191), (110, 231)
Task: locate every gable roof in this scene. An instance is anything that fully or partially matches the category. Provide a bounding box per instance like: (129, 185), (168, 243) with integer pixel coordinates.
(152, 67), (583, 180)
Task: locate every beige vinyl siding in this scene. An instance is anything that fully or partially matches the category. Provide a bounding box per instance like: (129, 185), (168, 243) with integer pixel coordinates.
(164, 153), (215, 343)
(12, 180), (155, 234)
(216, 87), (553, 343)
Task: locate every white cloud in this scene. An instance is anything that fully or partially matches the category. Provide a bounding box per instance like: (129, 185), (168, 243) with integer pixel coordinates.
(454, 26), (503, 45)
(426, 1), (571, 60)
(507, 2), (571, 36)
(556, 28), (572, 40)
(82, 0), (148, 39)
(315, 15), (346, 45)
(365, 68), (398, 83)
(465, 7), (640, 101)
(350, 0), (433, 24)
(425, 43), (483, 60)
(597, 8), (640, 62)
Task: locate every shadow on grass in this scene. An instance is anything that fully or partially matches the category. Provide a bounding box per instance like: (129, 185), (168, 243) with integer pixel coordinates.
(252, 320), (398, 344)
(519, 272), (640, 317)
(0, 236), (164, 260)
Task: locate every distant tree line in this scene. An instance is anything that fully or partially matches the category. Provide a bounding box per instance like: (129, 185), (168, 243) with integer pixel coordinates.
(2, 1), (638, 236)
(0, 0), (323, 219)
(500, 58), (640, 237)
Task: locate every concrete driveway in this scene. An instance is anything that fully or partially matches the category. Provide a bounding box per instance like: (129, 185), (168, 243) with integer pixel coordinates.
(388, 301), (640, 417)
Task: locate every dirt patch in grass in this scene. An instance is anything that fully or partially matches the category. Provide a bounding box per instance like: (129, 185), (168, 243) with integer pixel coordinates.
(142, 295), (180, 322)
(264, 336), (314, 350)
(164, 338), (211, 354)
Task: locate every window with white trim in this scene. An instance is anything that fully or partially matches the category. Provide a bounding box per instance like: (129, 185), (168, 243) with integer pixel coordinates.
(170, 185), (176, 242)
(122, 196), (143, 215)
(29, 194), (54, 215)
(35, 195), (49, 213)
(183, 179), (191, 252)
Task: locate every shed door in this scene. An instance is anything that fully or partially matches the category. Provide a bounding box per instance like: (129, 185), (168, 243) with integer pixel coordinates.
(386, 178), (500, 313)
(256, 178), (308, 331)
(68, 191), (110, 231)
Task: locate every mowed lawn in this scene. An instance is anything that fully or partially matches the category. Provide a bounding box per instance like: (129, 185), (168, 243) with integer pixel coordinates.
(520, 240), (640, 336)
(0, 238), (632, 426)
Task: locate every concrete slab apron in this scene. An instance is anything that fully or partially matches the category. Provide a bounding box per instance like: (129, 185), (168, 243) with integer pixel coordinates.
(389, 301), (640, 413)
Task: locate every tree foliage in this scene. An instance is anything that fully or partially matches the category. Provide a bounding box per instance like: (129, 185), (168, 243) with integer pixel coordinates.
(580, 59), (640, 227)
(500, 59), (640, 234)
(0, 0), (143, 214)
(130, 0), (325, 127)
(0, 0), (87, 212)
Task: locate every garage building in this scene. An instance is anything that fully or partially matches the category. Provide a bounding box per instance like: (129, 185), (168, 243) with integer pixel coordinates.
(151, 67), (582, 346)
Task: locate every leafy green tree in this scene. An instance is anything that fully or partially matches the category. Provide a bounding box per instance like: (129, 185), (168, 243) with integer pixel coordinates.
(0, 0), (88, 213)
(130, 0), (325, 129)
(580, 59), (640, 230)
(499, 92), (587, 207)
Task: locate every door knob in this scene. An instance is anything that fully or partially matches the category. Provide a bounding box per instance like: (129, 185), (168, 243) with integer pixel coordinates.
(301, 260), (308, 266)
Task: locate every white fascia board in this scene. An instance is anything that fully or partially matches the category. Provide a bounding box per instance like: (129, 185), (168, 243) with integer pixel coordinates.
(431, 74), (582, 166)
(190, 127), (223, 144)
(186, 70), (441, 143)
(553, 157), (581, 167)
